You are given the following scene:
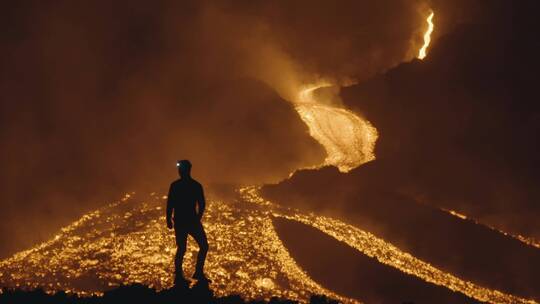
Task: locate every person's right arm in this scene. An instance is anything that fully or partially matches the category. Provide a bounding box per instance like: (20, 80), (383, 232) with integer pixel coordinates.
(166, 184), (174, 229)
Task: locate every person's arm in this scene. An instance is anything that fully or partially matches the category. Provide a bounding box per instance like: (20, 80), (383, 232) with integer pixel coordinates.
(166, 184), (174, 229)
(197, 184), (206, 220)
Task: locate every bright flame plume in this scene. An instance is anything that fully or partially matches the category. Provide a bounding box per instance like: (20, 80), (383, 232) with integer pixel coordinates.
(418, 11), (434, 60)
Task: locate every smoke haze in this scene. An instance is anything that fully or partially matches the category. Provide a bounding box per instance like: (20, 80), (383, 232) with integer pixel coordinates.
(0, 0), (433, 257)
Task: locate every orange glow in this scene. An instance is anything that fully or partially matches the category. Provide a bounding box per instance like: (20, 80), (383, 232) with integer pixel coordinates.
(418, 11), (434, 60)
(2, 27), (536, 302)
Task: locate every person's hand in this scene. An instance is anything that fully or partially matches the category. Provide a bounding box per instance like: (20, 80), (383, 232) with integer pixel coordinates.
(167, 219), (173, 229)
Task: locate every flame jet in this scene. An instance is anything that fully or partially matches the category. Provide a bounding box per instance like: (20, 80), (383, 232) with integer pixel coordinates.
(418, 11), (435, 59)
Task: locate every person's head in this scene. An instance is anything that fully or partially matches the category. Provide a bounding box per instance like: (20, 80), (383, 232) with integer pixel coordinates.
(177, 159), (192, 178)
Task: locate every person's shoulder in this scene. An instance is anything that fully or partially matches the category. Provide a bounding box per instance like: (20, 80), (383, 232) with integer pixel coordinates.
(191, 179), (203, 188)
(170, 179), (182, 186)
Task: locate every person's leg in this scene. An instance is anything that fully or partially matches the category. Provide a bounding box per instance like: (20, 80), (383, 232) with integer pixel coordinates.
(174, 226), (188, 283)
(189, 220), (209, 279)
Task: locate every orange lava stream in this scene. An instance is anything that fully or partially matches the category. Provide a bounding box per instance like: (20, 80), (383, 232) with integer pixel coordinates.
(294, 83), (378, 172)
(0, 192), (357, 303)
(442, 208), (540, 249)
(240, 187), (538, 304)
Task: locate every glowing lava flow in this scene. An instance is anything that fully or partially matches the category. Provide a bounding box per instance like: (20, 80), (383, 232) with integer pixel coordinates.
(0, 81), (380, 302)
(1, 189), (537, 304)
(442, 208), (540, 249)
(241, 187), (538, 304)
(418, 11), (434, 59)
(0, 193), (355, 303)
(294, 83), (378, 172)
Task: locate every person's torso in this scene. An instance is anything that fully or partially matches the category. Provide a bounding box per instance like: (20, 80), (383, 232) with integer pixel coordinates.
(169, 178), (201, 219)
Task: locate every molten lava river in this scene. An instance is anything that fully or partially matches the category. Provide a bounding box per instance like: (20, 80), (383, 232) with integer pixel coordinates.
(0, 82), (537, 304)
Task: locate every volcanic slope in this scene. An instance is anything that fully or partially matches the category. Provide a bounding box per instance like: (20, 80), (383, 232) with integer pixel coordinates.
(0, 193), (351, 302)
(2, 187), (538, 304)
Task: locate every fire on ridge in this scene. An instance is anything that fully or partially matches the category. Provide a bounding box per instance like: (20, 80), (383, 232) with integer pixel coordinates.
(418, 11), (435, 60)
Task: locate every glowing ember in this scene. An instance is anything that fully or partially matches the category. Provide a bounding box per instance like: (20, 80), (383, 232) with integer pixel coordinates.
(418, 11), (435, 60)
(295, 83), (378, 172)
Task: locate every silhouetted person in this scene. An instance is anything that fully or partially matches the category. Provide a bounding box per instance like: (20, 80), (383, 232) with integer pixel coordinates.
(166, 160), (209, 285)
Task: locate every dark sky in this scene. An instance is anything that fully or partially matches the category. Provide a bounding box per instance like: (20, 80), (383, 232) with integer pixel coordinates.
(0, 2), (538, 290)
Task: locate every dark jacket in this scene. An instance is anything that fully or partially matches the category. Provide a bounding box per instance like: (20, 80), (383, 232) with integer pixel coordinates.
(166, 178), (205, 225)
